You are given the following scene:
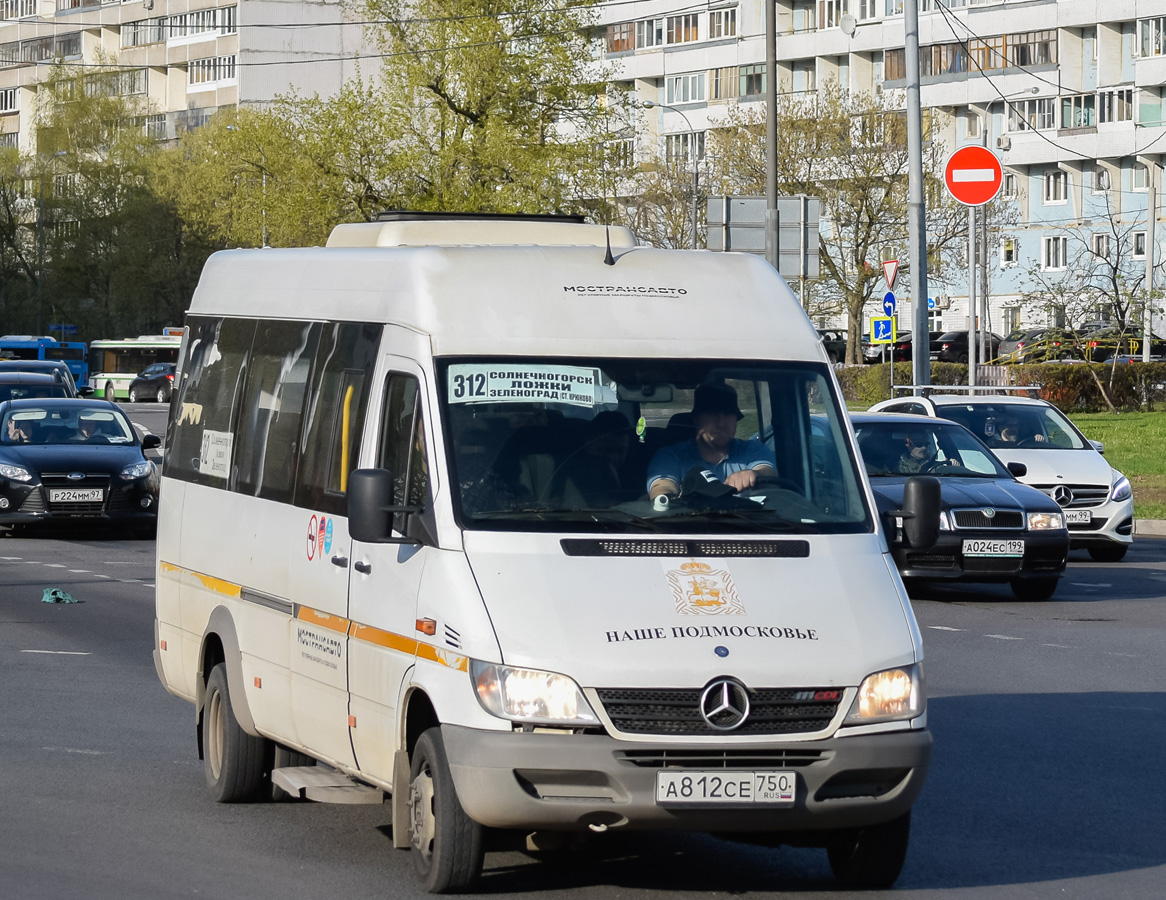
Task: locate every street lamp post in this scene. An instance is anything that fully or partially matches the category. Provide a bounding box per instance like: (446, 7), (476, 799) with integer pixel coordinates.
(36, 150), (67, 336)
(642, 100), (700, 249)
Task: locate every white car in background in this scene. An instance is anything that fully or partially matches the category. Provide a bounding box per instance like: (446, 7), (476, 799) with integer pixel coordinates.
(869, 394), (1134, 562)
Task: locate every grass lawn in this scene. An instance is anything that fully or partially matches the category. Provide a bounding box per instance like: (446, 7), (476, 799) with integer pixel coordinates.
(1071, 412), (1166, 520)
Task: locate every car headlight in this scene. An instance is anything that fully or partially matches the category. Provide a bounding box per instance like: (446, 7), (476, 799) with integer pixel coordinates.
(471, 661), (599, 726)
(937, 510), (951, 531)
(0, 462), (32, 482)
(1027, 511), (1065, 530)
(1111, 474), (1132, 503)
(844, 663), (925, 725)
(119, 461), (152, 481)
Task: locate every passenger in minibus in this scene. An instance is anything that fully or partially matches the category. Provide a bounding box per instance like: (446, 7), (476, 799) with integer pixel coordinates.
(646, 383), (776, 499)
(559, 411), (633, 508)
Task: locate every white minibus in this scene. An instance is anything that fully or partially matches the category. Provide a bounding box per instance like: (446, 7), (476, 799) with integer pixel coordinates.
(154, 212), (938, 892)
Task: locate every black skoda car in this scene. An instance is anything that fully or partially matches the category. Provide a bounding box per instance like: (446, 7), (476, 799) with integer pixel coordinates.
(0, 399), (161, 534)
(852, 413), (1069, 600)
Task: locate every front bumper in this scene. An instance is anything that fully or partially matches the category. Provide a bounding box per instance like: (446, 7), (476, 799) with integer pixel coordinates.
(1063, 498), (1135, 549)
(0, 479), (157, 525)
(442, 724), (931, 835)
(894, 528), (1068, 582)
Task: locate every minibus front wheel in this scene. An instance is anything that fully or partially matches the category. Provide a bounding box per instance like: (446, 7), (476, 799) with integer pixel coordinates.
(408, 727), (484, 892)
(203, 662), (270, 803)
(826, 809), (911, 889)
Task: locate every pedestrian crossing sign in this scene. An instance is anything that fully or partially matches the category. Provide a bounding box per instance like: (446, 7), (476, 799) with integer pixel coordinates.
(870, 316), (895, 344)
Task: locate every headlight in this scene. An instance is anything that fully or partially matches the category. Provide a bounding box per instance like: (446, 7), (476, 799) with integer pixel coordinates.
(844, 663), (924, 724)
(471, 661), (599, 726)
(119, 461), (152, 480)
(0, 462), (31, 482)
(1111, 475), (1132, 503)
(937, 510), (951, 531)
(1027, 511), (1064, 530)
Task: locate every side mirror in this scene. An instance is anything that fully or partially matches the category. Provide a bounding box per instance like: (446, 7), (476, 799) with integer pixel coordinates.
(348, 468), (422, 544)
(141, 433), (162, 450)
(1006, 461), (1027, 478)
(899, 475), (941, 548)
(1089, 439), (1105, 454)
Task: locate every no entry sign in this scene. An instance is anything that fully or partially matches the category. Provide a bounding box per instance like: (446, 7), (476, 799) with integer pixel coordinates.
(944, 145), (1003, 206)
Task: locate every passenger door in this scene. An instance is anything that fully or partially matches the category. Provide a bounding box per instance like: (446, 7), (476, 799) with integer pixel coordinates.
(346, 364), (433, 782)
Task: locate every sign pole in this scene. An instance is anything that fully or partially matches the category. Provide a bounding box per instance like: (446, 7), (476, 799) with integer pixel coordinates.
(968, 204), (977, 389)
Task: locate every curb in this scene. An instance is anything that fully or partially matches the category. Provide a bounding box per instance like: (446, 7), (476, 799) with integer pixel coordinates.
(1134, 519), (1166, 537)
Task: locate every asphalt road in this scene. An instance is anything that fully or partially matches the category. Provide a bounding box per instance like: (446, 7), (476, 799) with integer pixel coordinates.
(2, 401), (1164, 898)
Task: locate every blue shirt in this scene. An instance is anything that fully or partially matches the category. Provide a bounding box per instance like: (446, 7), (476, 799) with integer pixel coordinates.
(646, 438), (776, 492)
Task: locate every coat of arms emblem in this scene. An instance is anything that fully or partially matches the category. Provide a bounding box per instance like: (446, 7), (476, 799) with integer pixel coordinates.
(664, 560), (745, 616)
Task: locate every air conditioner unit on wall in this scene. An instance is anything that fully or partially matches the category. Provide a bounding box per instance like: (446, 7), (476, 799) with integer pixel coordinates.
(996, 136), (1011, 151)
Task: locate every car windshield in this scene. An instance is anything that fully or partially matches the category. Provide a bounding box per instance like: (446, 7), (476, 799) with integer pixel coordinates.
(1, 406), (136, 445)
(438, 358), (871, 534)
(854, 420), (1011, 477)
(932, 402), (1087, 450)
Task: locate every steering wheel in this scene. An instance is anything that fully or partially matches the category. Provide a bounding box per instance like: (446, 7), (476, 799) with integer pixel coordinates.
(1016, 437), (1045, 449)
(749, 472), (804, 495)
(922, 459), (959, 473)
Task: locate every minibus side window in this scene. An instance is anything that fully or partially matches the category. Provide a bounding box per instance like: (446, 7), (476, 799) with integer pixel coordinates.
(166, 316), (255, 488)
(234, 321), (319, 502)
(294, 322), (382, 515)
(378, 374), (430, 533)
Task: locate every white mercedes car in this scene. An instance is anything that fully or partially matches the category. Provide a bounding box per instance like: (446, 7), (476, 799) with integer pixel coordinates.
(868, 394), (1133, 561)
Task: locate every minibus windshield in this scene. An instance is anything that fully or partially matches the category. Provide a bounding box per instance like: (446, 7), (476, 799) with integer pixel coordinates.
(438, 358), (872, 534)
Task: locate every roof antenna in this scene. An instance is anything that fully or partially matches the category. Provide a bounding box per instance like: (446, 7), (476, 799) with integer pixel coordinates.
(603, 225), (615, 266)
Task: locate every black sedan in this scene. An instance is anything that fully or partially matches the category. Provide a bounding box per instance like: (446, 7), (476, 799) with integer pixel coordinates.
(0, 399), (161, 533)
(853, 413), (1069, 600)
(126, 363), (176, 403)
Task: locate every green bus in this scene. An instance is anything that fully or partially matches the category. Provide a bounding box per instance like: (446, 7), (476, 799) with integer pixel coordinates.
(88, 332), (182, 400)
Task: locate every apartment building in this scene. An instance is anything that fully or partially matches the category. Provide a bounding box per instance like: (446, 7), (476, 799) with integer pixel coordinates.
(599, 0), (1166, 336)
(0, 0), (369, 149)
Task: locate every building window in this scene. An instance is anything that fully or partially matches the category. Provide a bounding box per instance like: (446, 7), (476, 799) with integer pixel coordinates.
(636, 19), (664, 49)
(819, 0), (847, 30)
(739, 64), (766, 97)
(969, 35), (1006, 71)
(122, 17), (166, 48)
(1007, 98), (1055, 132)
(794, 61), (816, 92)
(1134, 232), (1147, 258)
(1133, 163), (1149, 190)
(1043, 170), (1067, 204)
(1042, 236), (1068, 270)
(1093, 166), (1112, 193)
(1001, 237), (1019, 266)
(1098, 88), (1134, 123)
(920, 42), (968, 76)
(1138, 16), (1166, 57)
(710, 66), (738, 101)
(1010, 30), (1057, 66)
(606, 22), (634, 53)
(1092, 233), (1110, 259)
(0, 132), (16, 149)
(605, 138), (635, 169)
(1061, 94), (1095, 128)
(1005, 307), (1021, 332)
(884, 0), (903, 15)
(855, 0), (879, 21)
(0, 87), (15, 113)
(666, 14), (699, 44)
(1002, 172), (1018, 198)
(665, 73), (705, 105)
(965, 110), (981, 137)
(665, 131), (706, 163)
(709, 8), (736, 39)
(884, 48), (905, 81)
(188, 55), (236, 87)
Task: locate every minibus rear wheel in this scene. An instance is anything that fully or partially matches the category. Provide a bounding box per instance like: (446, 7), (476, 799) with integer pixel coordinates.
(203, 662), (270, 803)
(826, 810), (911, 889)
(408, 727), (484, 892)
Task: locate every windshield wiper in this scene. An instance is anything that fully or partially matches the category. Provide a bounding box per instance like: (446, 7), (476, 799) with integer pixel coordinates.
(472, 508), (664, 531)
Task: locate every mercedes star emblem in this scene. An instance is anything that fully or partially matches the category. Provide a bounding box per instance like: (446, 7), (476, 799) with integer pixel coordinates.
(1052, 485), (1074, 506)
(699, 678), (751, 731)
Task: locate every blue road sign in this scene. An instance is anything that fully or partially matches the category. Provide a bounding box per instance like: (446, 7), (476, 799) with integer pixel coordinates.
(871, 316), (895, 343)
(882, 292), (896, 316)
(48, 324), (79, 334)
(927, 297), (936, 310)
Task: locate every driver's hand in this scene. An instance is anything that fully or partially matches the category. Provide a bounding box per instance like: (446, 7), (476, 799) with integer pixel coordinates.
(723, 469), (758, 492)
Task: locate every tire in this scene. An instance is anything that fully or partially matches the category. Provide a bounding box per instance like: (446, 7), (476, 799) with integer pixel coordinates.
(957, 353), (969, 364)
(202, 662), (271, 803)
(1010, 577), (1058, 601)
(1088, 544), (1129, 563)
(828, 351), (839, 364)
(827, 810), (911, 890)
(156, 388), (168, 404)
(103, 382), (116, 401)
(128, 387), (139, 403)
(408, 727), (484, 893)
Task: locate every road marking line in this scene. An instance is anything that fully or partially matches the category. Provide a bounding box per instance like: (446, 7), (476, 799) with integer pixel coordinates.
(44, 564), (67, 568)
(22, 650), (91, 655)
(68, 569), (91, 573)
(42, 746), (104, 755)
(1043, 643), (1073, 649)
(927, 625), (963, 631)
(984, 634), (1023, 641)
(0, 556), (22, 560)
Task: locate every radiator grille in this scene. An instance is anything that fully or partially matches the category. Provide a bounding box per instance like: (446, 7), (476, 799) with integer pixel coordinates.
(595, 687), (840, 737)
(619, 748), (826, 769)
(952, 508), (1023, 529)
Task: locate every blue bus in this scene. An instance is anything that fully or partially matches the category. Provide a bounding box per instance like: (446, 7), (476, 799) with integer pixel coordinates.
(0, 335), (88, 389)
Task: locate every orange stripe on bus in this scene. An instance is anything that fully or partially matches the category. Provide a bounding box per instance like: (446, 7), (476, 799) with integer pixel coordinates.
(349, 622), (418, 655)
(297, 607), (350, 633)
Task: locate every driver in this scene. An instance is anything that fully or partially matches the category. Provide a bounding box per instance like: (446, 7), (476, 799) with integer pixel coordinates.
(646, 383), (776, 500)
(898, 430), (937, 474)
